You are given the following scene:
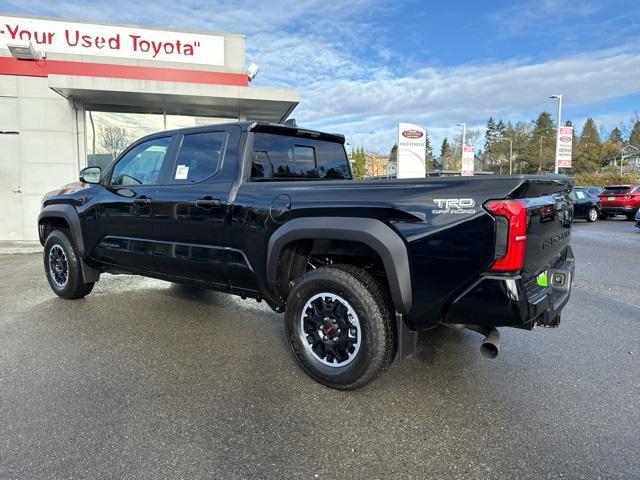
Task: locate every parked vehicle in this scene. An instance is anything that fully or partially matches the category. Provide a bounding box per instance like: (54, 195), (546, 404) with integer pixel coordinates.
(598, 185), (640, 220)
(635, 208), (640, 229)
(575, 185), (603, 199)
(38, 122), (575, 390)
(570, 188), (601, 222)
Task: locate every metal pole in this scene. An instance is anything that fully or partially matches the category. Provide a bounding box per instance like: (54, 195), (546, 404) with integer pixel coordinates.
(509, 138), (513, 175)
(462, 123), (466, 148)
(539, 136), (544, 173)
(458, 123), (466, 167)
(553, 95), (562, 174)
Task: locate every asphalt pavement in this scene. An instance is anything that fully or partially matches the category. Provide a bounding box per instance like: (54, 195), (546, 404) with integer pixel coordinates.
(1, 218), (638, 479)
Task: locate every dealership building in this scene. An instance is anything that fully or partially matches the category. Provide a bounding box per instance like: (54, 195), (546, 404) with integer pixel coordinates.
(0, 13), (299, 241)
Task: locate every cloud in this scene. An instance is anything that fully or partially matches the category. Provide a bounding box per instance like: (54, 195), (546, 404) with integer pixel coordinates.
(4, 0), (640, 153)
(490, 0), (603, 37)
(295, 46), (640, 152)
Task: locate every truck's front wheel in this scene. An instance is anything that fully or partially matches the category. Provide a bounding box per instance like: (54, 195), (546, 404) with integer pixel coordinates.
(285, 264), (396, 390)
(44, 229), (94, 299)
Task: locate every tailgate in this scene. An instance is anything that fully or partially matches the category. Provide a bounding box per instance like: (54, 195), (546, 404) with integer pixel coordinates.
(599, 186), (632, 205)
(513, 179), (573, 280)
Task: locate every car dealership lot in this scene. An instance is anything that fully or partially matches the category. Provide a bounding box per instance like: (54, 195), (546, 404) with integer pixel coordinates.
(1, 219), (638, 479)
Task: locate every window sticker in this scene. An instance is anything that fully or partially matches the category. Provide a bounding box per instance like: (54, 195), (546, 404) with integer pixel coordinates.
(175, 164), (189, 180)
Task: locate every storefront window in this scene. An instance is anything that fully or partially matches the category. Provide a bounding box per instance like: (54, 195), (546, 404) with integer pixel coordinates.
(85, 110), (232, 169)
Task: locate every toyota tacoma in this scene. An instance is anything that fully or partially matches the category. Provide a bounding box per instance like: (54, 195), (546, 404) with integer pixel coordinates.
(39, 122), (575, 389)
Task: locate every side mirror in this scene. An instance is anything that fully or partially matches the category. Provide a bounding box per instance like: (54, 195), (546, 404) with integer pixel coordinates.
(80, 166), (101, 184)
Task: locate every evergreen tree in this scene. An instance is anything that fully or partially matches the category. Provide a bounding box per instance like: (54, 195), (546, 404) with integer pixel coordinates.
(389, 143), (398, 164)
(609, 127), (623, 144)
(484, 116), (497, 150)
(574, 119), (603, 172)
(629, 121), (640, 148)
(424, 130), (435, 170)
(440, 137), (451, 157)
(352, 147), (366, 180)
(424, 130), (433, 161)
(579, 118), (601, 148)
(532, 112), (556, 137)
(496, 120), (506, 137)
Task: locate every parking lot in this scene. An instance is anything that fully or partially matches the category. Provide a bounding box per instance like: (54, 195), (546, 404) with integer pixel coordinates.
(1, 218), (638, 480)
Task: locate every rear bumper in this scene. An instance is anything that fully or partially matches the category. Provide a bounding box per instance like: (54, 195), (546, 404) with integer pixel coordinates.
(442, 247), (575, 330)
(601, 205), (637, 214)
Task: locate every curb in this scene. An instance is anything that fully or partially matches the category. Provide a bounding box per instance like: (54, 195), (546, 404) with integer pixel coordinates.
(0, 245), (43, 255)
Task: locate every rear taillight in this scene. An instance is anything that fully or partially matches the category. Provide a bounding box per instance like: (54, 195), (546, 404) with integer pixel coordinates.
(485, 199), (528, 272)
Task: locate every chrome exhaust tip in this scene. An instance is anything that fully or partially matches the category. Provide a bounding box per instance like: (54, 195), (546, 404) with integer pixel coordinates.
(480, 328), (500, 359)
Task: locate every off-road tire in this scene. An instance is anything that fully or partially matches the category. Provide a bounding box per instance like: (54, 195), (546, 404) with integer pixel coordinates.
(285, 264), (396, 390)
(44, 229), (94, 299)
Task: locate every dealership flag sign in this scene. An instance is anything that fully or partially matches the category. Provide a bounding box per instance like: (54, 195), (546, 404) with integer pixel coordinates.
(397, 123), (426, 179)
(461, 146), (475, 176)
(0, 15), (225, 65)
(555, 126), (573, 169)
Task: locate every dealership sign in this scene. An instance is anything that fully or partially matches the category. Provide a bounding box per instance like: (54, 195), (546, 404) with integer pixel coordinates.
(461, 146), (475, 176)
(0, 15), (225, 65)
(555, 126), (573, 169)
(397, 123), (426, 178)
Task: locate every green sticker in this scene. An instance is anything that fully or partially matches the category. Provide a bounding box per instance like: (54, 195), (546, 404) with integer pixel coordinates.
(536, 271), (548, 287)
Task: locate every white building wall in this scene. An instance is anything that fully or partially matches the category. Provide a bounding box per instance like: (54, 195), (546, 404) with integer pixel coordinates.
(0, 74), (81, 240)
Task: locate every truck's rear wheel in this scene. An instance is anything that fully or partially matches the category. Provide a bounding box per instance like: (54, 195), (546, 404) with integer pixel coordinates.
(44, 229), (94, 299)
(285, 264), (395, 390)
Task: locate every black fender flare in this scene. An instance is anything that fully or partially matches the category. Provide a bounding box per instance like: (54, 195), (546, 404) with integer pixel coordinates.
(267, 217), (412, 314)
(38, 204), (100, 283)
(38, 204), (86, 257)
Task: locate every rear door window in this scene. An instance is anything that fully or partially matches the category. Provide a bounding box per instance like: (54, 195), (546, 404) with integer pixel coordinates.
(251, 133), (351, 180)
(172, 131), (228, 184)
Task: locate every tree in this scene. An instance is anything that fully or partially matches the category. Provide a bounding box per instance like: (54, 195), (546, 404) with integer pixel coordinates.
(530, 112), (557, 172)
(572, 118), (603, 172)
(484, 116), (497, 150)
(579, 118), (601, 149)
(99, 125), (132, 159)
(388, 143), (397, 163)
(350, 147), (366, 180)
(609, 127), (623, 144)
(440, 137), (451, 158)
(630, 121), (640, 148)
(424, 130), (434, 169)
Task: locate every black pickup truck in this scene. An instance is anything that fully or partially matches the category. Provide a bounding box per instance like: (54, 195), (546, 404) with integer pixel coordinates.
(39, 122), (575, 389)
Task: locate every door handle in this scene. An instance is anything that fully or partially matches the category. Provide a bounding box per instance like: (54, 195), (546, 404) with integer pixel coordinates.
(196, 196), (221, 208)
(133, 196), (152, 205)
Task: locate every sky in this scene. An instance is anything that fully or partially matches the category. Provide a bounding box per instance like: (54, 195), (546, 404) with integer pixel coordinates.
(3, 0), (640, 153)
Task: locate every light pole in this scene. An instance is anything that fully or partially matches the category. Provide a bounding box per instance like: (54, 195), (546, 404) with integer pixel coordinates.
(550, 94), (562, 174)
(536, 135), (545, 173)
(457, 122), (466, 167)
(496, 137), (513, 174)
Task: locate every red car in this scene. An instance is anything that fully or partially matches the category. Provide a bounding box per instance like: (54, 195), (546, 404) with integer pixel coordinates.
(598, 185), (640, 220)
